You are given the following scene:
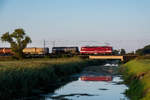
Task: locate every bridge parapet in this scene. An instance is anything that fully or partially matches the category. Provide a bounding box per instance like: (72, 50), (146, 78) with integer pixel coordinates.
(89, 55), (137, 62)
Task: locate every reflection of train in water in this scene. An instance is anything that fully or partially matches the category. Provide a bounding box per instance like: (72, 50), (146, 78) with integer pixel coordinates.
(80, 76), (112, 81)
(0, 46), (113, 56)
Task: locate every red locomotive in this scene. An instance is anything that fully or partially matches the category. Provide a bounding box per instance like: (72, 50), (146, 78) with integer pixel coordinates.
(80, 46), (113, 55)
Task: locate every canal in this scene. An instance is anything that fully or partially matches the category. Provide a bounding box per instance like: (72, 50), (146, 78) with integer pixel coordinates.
(41, 62), (129, 100)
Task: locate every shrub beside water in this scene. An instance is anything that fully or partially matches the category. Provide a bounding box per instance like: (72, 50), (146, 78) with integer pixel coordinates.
(122, 59), (150, 100)
(0, 57), (104, 99)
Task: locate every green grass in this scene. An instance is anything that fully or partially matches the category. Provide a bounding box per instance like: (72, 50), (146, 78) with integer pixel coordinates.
(0, 57), (83, 67)
(0, 57), (104, 99)
(122, 59), (150, 100)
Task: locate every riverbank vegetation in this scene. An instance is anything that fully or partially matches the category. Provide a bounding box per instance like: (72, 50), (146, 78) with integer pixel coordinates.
(136, 44), (150, 55)
(0, 57), (104, 99)
(122, 58), (150, 100)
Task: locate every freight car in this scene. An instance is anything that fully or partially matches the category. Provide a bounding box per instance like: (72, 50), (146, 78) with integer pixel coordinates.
(23, 47), (49, 57)
(0, 47), (49, 57)
(80, 46), (113, 55)
(52, 47), (79, 55)
(0, 48), (13, 56)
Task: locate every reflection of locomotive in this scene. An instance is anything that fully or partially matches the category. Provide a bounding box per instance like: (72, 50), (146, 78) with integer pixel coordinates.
(80, 76), (112, 81)
(52, 47), (79, 55)
(80, 46), (113, 55)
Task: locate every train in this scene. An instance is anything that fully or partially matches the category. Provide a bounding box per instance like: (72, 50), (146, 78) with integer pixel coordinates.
(0, 46), (113, 57)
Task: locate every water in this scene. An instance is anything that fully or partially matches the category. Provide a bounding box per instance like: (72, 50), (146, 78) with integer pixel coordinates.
(42, 64), (129, 100)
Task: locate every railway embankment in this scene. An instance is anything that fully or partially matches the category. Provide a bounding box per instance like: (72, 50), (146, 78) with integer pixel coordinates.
(121, 58), (150, 100)
(0, 57), (104, 99)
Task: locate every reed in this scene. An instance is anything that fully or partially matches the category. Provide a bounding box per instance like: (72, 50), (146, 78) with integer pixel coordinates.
(0, 57), (103, 99)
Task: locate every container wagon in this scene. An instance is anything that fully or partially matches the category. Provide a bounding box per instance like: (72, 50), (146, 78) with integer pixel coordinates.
(23, 47), (49, 57)
(0, 48), (13, 56)
(0, 47), (49, 57)
(52, 47), (79, 55)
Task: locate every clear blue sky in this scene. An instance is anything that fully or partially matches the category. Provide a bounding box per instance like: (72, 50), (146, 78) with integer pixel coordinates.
(0, 0), (150, 52)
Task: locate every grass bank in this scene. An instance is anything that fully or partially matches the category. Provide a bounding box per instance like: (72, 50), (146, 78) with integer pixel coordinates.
(122, 59), (150, 100)
(0, 57), (104, 99)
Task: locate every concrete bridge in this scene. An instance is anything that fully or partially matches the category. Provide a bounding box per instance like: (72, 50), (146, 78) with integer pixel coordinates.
(89, 55), (137, 62)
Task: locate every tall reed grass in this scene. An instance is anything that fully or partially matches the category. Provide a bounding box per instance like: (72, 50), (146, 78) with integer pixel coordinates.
(0, 57), (103, 99)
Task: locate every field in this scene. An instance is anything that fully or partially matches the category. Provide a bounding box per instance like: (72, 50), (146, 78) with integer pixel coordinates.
(122, 59), (150, 100)
(0, 57), (103, 99)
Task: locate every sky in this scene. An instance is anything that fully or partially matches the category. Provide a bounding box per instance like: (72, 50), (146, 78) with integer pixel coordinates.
(0, 0), (150, 52)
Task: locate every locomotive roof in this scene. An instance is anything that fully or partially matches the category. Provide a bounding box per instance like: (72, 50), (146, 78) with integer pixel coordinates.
(81, 46), (112, 48)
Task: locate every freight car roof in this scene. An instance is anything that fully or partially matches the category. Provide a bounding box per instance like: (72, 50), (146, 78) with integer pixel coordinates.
(0, 47), (11, 49)
(52, 47), (78, 49)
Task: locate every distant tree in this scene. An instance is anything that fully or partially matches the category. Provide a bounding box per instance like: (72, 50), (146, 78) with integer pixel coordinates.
(120, 49), (126, 55)
(136, 49), (143, 55)
(136, 45), (150, 55)
(113, 49), (119, 55)
(1, 28), (32, 59)
(143, 45), (150, 54)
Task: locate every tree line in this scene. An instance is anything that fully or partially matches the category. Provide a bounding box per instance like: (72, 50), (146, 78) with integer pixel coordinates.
(136, 45), (150, 55)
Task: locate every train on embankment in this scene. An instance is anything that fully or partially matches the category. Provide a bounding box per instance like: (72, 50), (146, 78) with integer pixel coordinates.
(0, 46), (113, 57)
